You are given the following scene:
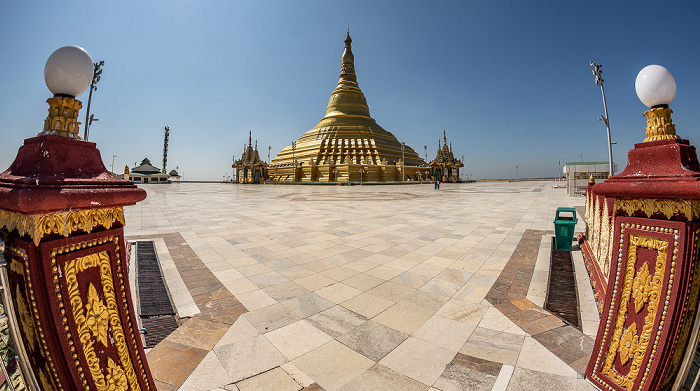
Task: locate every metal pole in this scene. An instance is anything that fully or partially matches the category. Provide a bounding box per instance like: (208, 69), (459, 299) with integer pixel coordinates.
(111, 154), (116, 174)
(401, 142), (405, 182)
(591, 62), (614, 178)
(83, 61), (104, 141)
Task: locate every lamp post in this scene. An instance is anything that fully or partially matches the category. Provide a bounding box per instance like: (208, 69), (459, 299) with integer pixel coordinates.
(83, 60), (104, 141)
(359, 168), (364, 184)
(333, 168), (338, 182)
(591, 61), (614, 178)
(424, 145), (427, 162)
(111, 154), (117, 174)
(0, 45), (154, 390)
(268, 145), (271, 163)
(401, 142), (405, 182)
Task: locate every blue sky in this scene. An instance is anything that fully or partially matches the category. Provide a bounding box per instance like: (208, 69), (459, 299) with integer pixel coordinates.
(2, 1), (699, 180)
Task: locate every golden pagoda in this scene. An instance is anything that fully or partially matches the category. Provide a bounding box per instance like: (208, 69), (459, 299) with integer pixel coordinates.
(234, 131), (268, 183)
(429, 130), (464, 182)
(268, 31), (427, 183)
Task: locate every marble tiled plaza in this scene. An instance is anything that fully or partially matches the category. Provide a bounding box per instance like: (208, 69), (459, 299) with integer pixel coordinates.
(124, 181), (600, 391)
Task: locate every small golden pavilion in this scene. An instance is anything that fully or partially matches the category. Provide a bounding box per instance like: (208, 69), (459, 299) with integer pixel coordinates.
(234, 132), (268, 183)
(429, 131), (464, 182)
(267, 31), (427, 183)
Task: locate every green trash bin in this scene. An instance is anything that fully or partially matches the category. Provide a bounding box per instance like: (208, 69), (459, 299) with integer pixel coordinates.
(553, 207), (578, 251)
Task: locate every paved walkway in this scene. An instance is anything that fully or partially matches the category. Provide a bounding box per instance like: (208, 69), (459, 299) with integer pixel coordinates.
(124, 181), (600, 391)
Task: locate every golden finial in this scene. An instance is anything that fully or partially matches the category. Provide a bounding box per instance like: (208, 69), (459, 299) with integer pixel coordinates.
(589, 175), (595, 184)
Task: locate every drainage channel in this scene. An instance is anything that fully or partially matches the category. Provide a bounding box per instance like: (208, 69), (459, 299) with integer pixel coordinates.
(544, 237), (581, 329)
(136, 241), (179, 348)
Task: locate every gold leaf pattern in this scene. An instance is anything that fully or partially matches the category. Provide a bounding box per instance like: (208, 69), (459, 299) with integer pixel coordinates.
(85, 283), (109, 346)
(0, 207), (125, 245)
(106, 358), (128, 391)
(619, 323), (639, 365)
(632, 263), (651, 314)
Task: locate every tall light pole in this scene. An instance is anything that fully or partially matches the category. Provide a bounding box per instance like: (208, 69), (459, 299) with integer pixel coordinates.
(591, 61), (614, 178)
(111, 154), (116, 174)
(268, 145), (271, 163)
(83, 60), (104, 141)
(401, 142), (405, 182)
(424, 145), (428, 162)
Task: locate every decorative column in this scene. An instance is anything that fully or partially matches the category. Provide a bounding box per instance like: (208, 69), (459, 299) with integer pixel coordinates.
(582, 65), (700, 390)
(0, 46), (153, 390)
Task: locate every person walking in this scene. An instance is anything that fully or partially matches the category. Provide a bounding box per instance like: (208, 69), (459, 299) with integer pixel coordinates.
(434, 179), (440, 190)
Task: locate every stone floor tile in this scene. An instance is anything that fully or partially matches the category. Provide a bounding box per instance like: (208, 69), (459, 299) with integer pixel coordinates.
(341, 292), (394, 319)
(337, 320), (408, 361)
(146, 340), (208, 387)
(365, 265), (404, 280)
(390, 271), (432, 289)
(379, 337), (456, 386)
(342, 273), (385, 291)
(214, 335), (288, 383)
(505, 367), (597, 391)
(293, 341), (374, 391)
(367, 281), (415, 302)
(264, 320), (333, 360)
(249, 271), (290, 288)
(244, 303), (302, 333)
(399, 289), (449, 313)
(452, 284), (490, 303)
(236, 289), (278, 311)
(477, 306), (527, 336)
(433, 363), (498, 391)
(165, 317), (231, 351)
(412, 316), (476, 352)
(410, 263), (444, 278)
(179, 351), (233, 391)
(336, 364), (429, 391)
(222, 277), (259, 296)
(236, 367), (301, 391)
(307, 305), (368, 339)
(282, 292), (335, 318)
(459, 327), (525, 366)
(294, 274), (336, 291)
(315, 282), (362, 304)
(436, 299), (489, 325)
(215, 316), (260, 349)
(281, 362), (315, 388)
(320, 266), (360, 281)
(491, 364), (515, 391)
(373, 303), (433, 335)
(263, 281), (311, 302)
(515, 336), (578, 378)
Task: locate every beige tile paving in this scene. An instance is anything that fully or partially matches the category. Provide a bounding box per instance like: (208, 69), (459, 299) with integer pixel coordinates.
(124, 182), (592, 390)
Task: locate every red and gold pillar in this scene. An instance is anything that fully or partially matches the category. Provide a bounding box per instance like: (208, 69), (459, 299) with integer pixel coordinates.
(0, 46), (153, 390)
(582, 66), (700, 390)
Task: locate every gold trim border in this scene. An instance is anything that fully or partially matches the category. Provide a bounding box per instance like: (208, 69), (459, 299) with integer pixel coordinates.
(614, 199), (700, 221)
(0, 208), (125, 246)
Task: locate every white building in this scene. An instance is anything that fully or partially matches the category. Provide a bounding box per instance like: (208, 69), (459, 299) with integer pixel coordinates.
(563, 161), (617, 196)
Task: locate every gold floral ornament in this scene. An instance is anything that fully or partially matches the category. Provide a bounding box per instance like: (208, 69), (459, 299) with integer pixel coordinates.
(632, 263), (652, 313)
(620, 323), (640, 365)
(85, 283), (109, 347)
(106, 357), (128, 391)
(15, 285), (38, 350)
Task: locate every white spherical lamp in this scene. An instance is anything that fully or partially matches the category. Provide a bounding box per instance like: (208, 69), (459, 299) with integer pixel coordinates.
(44, 45), (93, 98)
(635, 65), (676, 108)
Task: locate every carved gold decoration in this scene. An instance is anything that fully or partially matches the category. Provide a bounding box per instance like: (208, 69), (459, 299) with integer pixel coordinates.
(106, 357), (128, 391)
(40, 96), (83, 139)
(632, 262), (651, 313)
(619, 323), (639, 366)
(643, 106), (679, 142)
(614, 198), (700, 221)
(15, 285), (38, 350)
(0, 207), (125, 245)
(85, 283), (109, 347)
(602, 234), (667, 389)
(64, 251), (141, 391)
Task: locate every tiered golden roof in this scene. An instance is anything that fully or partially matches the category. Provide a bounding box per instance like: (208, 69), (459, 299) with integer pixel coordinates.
(268, 31), (426, 182)
(428, 130), (464, 182)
